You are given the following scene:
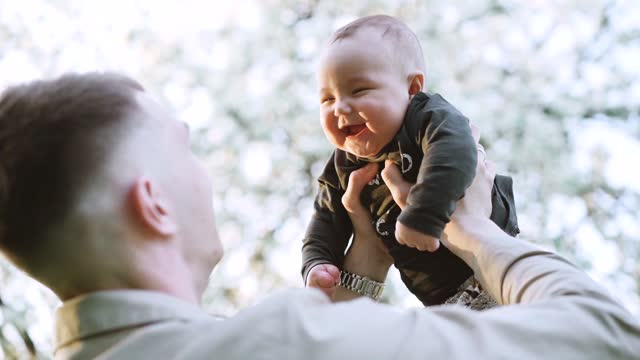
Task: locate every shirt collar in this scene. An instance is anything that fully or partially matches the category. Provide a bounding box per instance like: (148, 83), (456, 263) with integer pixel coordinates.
(55, 289), (207, 351)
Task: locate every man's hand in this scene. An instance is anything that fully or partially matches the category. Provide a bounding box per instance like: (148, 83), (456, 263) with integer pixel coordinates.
(448, 123), (494, 222)
(381, 159), (440, 252)
(341, 163), (377, 219)
(333, 163), (393, 302)
(306, 264), (340, 299)
(307, 163), (381, 300)
(341, 163), (393, 263)
(441, 138), (496, 253)
(380, 160), (411, 209)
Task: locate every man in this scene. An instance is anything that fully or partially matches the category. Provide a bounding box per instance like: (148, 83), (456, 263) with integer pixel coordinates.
(0, 73), (638, 359)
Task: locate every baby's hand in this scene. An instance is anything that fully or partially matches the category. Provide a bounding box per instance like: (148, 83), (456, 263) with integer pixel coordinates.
(306, 264), (341, 299)
(396, 220), (440, 252)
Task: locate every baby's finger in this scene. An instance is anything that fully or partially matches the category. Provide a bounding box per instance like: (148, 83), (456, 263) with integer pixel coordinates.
(324, 264), (341, 281)
(414, 242), (429, 251)
(312, 271), (338, 288)
(395, 235), (407, 245)
(422, 239), (440, 252)
(395, 232), (411, 247)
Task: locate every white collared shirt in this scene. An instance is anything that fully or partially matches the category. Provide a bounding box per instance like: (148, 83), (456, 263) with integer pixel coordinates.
(55, 239), (640, 359)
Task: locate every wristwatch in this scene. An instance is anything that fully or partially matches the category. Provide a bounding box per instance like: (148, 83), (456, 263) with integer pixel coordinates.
(339, 270), (385, 301)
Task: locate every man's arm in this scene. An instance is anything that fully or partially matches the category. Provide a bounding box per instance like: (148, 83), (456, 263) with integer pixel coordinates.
(333, 163), (393, 302)
(286, 223), (640, 360)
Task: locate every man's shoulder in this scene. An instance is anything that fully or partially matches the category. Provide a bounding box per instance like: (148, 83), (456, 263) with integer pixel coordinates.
(213, 288), (331, 329)
(216, 288), (331, 330)
(252, 288), (331, 311)
(90, 289), (331, 360)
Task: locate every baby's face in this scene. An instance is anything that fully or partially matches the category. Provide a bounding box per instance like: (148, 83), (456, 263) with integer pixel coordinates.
(317, 31), (412, 158)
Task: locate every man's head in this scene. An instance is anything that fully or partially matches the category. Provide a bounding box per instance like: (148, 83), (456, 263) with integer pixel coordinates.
(0, 73), (222, 303)
(317, 15), (426, 158)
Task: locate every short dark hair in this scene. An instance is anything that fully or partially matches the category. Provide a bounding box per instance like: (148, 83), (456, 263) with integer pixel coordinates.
(0, 72), (143, 270)
(330, 15), (426, 74)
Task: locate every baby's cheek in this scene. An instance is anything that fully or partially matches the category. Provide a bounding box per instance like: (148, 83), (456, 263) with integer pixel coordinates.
(356, 100), (379, 116)
(320, 116), (336, 133)
(325, 127), (345, 147)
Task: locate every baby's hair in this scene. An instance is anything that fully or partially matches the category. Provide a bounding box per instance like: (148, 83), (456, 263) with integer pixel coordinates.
(329, 15), (426, 75)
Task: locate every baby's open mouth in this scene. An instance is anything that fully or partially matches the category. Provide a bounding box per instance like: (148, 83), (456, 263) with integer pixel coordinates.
(344, 124), (367, 136)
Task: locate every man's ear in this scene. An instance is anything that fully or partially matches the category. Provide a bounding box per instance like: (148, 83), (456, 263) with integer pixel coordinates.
(408, 72), (424, 96)
(129, 177), (177, 237)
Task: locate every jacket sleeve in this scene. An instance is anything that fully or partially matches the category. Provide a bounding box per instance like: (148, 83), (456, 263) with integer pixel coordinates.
(301, 152), (354, 282)
(397, 98), (477, 239)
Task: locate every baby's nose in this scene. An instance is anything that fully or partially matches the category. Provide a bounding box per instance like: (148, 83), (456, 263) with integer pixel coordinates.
(333, 99), (352, 116)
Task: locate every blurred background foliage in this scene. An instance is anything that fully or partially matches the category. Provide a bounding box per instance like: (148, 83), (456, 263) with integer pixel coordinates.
(0, 0), (639, 358)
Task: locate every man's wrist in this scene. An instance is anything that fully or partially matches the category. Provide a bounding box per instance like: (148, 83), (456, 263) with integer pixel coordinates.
(444, 215), (509, 277)
(343, 239), (392, 283)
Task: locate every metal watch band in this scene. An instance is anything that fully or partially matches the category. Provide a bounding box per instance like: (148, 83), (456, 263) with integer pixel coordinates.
(339, 270), (385, 301)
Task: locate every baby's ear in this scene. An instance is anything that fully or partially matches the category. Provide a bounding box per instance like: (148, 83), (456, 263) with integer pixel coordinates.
(408, 72), (424, 96)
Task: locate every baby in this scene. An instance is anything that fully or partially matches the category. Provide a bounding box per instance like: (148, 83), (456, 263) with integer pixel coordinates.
(301, 15), (519, 306)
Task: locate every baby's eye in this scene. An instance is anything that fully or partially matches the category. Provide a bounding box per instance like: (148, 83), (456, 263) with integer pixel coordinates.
(353, 88), (371, 95)
(321, 97), (335, 104)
